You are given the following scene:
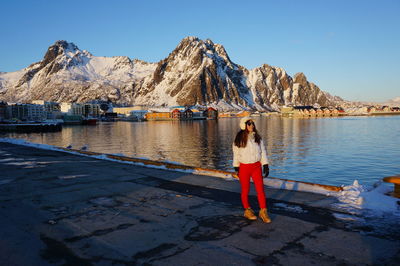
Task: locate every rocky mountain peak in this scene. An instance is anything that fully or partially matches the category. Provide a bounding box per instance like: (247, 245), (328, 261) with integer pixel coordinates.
(167, 37), (233, 67)
(389, 96), (400, 103)
(293, 72), (308, 84)
(40, 40), (92, 70)
(172, 36), (201, 55)
(43, 40), (80, 61)
(54, 40), (79, 51)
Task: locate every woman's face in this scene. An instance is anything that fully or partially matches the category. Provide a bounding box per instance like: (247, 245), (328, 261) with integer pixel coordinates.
(246, 120), (254, 132)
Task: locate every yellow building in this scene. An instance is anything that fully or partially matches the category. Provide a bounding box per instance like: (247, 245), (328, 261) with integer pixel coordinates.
(113, 106), (145, 115)
(236, 111), (251, 117)
(145, 112), (171, 120)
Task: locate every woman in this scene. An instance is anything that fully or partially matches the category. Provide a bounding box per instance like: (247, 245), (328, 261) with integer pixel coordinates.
(232, 117), (271, 223)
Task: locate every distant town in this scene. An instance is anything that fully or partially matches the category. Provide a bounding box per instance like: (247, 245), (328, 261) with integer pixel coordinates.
(0, 100), (399, 132)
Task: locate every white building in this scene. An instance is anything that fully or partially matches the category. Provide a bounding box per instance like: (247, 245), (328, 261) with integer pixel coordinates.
(61, 103), (83, 115)
(83, 104), (100, 117)
(27, 104), (46, 121)
(60, 103), (100, 117)
(32, 100), (61, 119)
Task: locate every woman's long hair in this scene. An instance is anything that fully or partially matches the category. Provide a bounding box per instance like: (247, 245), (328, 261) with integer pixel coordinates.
(234, 126), (262, 148)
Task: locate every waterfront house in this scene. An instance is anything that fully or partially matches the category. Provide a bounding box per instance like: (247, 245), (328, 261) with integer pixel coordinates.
(171, 109), (182, 119)
(321, 107), (331, 116)
(308, 108), (317, 116)
(315, 108), (324, 117)
(280, 106), (341, 118)
(183, 109), (193, 119)
(191, 108), (206, 120)
(293, 106), (310, 117)
(203, 107), (218, 119)
(330, 108), (339, 116)
(170, 108), (193, 120)
(292, 106), (315, 117)
(300, 109), (310, 117)
(293, 108), (304, 117)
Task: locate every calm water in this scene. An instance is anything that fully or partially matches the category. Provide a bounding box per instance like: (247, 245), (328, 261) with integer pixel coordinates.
(2, 116), (399, 187)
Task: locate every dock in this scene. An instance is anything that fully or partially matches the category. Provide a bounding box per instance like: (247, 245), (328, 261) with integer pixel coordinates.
(0, 142), (399, 265)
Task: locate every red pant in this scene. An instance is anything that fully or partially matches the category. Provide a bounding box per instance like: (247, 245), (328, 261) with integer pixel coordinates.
(238, 161), (266, 209)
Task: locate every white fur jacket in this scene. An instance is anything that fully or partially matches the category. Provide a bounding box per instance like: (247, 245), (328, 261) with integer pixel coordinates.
(232, 133), (269, 167)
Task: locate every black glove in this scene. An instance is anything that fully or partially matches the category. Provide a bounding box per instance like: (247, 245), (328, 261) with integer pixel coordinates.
(263, 164), (269, 178)
(234, 167), (239, 173)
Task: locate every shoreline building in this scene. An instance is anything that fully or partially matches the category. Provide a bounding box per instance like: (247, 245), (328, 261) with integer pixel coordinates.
(129, 110), (148, 121)
(60, 103), (100, 117)
(32, 100), (61, 119)
(5, 103), (46, 121)
(0, 102), (8, 121)
(203, 107), (218, 119)
(281, 106), (343, 117)
(103, 105), (219, 121)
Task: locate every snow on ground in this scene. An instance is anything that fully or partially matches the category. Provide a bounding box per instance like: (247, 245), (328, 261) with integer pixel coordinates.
(1, 138), (399, 216)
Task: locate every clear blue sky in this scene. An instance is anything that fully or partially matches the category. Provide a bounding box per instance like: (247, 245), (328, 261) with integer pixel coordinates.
(1, 0), (399, 102)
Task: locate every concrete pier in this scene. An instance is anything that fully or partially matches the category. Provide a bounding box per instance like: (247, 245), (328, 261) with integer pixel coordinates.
(0, 142), (399, 265)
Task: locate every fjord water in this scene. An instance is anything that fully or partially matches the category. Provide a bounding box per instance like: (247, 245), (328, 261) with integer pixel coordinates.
(3, 115), (399, 187)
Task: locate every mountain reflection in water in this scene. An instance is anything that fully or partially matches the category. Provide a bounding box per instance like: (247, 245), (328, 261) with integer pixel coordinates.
(3, 115), (399, 187)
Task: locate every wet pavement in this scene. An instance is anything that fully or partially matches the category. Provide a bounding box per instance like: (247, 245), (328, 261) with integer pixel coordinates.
(0, 142), (399, 265)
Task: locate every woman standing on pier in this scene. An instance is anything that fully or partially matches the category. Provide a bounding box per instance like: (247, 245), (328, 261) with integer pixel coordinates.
(232, 117), (271, 223)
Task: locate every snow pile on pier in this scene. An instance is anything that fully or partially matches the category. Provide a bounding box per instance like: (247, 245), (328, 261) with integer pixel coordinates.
(333, 180), (400, 215)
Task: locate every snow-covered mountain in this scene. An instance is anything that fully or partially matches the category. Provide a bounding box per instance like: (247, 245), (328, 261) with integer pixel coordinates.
(0, 37), (342, 110)
(387, 96), (400, 105)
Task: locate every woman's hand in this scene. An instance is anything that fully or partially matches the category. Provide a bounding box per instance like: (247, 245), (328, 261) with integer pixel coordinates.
(263, 164), (269, 178)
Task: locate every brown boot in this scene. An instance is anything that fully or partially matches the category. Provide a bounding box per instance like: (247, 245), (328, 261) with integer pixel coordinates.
(243, 208), (257, 220)
(259, 208), (271, 223)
